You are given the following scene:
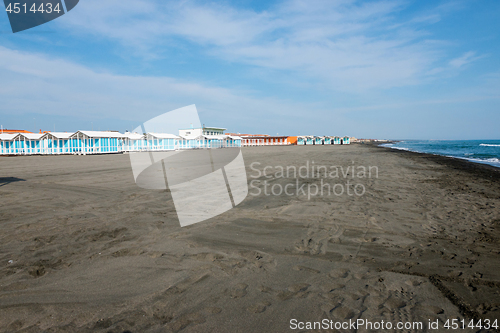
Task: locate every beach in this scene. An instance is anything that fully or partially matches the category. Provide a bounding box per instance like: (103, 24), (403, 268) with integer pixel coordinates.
(0, 144), (499, 332)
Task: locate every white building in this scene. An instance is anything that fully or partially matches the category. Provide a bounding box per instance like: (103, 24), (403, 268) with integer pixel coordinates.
(179, 126), (226, 137)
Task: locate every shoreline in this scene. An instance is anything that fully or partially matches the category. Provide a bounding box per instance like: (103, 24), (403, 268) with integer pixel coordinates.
(373, 142), (500, 179)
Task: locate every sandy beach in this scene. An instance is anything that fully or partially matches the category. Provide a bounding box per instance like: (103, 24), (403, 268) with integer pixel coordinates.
(1, 144), (499, 332)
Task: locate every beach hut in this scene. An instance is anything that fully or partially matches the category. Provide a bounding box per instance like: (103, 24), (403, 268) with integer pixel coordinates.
(341, 136), (350, 145)
(203, 134), (228, 149)
(237, 134), (271, 147)
(226, 135), (242, 148)
(123, 132), (145, 152)
(314, 136), (323, 145)
(147, 133), (179, 150)
(0, 133), (45, 155)
(70, 131), (127, 154)
(305, 136), (314, 145)
(261, 136), (289, 146)
(178, 134), (205, 149)
(297, 136), (306, 145)
(287, 136), (298, 145)
(332, 136), (341, 145)
(18, 133), (44, 154)
(238, 135), (266, 147)
(0, 133), (19, 155)
(40, 132), (72, 154)
(323, 136), (332, 145)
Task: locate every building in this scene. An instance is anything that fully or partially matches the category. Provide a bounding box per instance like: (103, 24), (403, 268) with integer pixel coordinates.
(0, 127), (242, 156)
(0, 133), (20, 154)
(240, 135), (290, 147)
(0, 129), (33, 134)
(146, 133), (179, 150)
(41, 132), (72, 154)
(179, 126), (226, 137)
(0, 126), (352, 155)
(287, 136), (298, 145)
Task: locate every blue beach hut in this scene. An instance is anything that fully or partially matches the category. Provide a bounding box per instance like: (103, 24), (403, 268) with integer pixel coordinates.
(0, 133), (19, 155)
(41, 132), (72, 154)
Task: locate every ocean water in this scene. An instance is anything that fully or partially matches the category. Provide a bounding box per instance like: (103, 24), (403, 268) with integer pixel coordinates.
(381, 140), (500, 168)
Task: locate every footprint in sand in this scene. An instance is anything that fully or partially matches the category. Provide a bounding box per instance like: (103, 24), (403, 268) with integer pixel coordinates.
(293, 265), (320, 274)
(247, 301), (272, 313)
(385, 296), (407, 309)
(320, 282), (346, 292)
(405, 279), (422, 287)
(203, 307), (222, 314)
(276, 283), (310, 300)
(328, 268), (349, 279)
(230, 283), (248, 298)
(168, 312), (206, 332)
(331, 306), (358, 320)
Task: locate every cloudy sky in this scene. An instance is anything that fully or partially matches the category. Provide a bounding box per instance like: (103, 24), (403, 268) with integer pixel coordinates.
(1, 0), (499, 139)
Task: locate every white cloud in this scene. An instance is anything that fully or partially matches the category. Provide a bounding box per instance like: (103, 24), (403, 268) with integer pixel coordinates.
(0, 46), (317, 132)
(449, 51), (481, 68)
(54, 0), (477, 91)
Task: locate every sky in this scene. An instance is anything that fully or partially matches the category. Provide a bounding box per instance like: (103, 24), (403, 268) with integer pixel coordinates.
(0, 0), (499, 139)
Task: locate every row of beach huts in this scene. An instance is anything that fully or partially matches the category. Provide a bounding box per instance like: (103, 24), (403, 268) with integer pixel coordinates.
(239, 135), (350, 146)
(0, 126), (351, 156)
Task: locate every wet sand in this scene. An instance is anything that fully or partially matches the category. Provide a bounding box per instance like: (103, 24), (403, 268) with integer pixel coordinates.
(0, 144), (499, 332)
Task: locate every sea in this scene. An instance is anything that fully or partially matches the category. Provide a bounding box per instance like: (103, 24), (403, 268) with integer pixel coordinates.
(380, 140), (500, 168)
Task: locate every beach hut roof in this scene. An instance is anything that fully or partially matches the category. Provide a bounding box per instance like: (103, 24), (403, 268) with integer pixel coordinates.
(71, 131), (127, 138)
(123, 132), (145, 140)
(227, 135), (242, 140)
(0, 133), (19, 141)
(18, 133), (44, 140)
(41, 132), (72, 139)
(148, 133), (179, 139)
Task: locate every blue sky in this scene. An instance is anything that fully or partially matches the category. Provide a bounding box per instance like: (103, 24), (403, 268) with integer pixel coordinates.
(1, 0), (499, 139)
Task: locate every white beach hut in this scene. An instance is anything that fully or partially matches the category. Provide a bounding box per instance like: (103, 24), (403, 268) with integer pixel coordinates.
(40, 132), (72, 154)
(201, 134), (227, 149)
(123, 132), (145, 152)
(147, 133), (179, 150)
(70, 131), (127, 154)
(226, 135), (242, 148)
(0, 133), (19, 155)
(341, 136), (350, 145)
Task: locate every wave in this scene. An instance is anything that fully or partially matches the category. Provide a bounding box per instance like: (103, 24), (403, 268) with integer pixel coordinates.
(460, 157), (500, 166)
(480, 144), (500, 147)
(383, 145), (410, 151)
(381, 142), (500, 168)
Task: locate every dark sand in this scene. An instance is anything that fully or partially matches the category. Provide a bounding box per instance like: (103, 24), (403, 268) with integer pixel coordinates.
(0, 144), (499, 332)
